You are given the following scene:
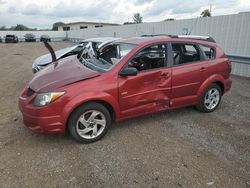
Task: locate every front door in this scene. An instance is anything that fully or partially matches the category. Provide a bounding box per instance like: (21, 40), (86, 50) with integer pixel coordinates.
(118, 43), (172, 118)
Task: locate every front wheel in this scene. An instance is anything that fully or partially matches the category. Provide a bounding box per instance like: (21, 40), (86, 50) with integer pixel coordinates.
(68, 102), (111, 143)
(196, 84), (222, 113)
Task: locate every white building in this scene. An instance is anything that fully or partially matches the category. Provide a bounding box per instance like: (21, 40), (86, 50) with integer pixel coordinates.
(58, 21), (119, 31)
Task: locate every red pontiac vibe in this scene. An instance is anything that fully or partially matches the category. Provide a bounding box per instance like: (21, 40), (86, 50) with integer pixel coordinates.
(19, 36), (232, 143)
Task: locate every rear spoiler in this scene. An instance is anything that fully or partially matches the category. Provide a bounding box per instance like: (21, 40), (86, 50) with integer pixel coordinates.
(43, 41), (56, 62)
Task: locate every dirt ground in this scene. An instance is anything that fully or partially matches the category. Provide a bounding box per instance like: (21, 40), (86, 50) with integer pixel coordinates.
(0, 42), (249, 188)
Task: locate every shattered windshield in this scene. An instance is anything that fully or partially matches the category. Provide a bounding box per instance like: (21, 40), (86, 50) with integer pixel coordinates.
(78, 43), (136, 73)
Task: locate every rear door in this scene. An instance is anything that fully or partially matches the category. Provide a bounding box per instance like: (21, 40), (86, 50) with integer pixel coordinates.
(118, 43), (172, 118)
(170, 42), (208, 107)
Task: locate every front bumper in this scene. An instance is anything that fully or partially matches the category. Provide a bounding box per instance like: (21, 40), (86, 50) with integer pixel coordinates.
(32, 65), (41, 74)
(25, 39), (36, 42)
(32, 61), (51, 73)
(18, 87), (66, 134)
(32, 63), (45, 73)
(5, 39), (18, 43)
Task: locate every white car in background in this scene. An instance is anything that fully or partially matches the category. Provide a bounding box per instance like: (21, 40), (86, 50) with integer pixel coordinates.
(32, 37), (119, 73)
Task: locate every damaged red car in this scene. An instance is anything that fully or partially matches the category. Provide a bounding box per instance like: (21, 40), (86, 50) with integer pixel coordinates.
(19, 35), (232, 143)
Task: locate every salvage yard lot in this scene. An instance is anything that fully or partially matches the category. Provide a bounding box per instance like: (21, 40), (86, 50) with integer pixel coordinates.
(0, 42), (249, 187)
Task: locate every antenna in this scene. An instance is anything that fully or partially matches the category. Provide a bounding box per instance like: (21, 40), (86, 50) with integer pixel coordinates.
(210, 4), (212, 15)
(188, 17), (199, 35)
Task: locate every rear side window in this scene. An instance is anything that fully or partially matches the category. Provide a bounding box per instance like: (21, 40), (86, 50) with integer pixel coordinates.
(172, 43), (201, 66)
(199, 45), (215, 60)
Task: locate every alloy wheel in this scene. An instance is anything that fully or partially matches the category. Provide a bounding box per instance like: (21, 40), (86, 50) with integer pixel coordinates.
(204, 88), (220, 110)
(76, 110), (106, 139)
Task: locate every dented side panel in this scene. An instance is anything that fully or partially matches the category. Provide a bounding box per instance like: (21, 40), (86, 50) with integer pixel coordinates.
(118, 68), (172, 118)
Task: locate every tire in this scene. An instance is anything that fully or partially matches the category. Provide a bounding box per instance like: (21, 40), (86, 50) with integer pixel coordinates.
(196, 84), (222, 113)
(68, 102), (111, 143)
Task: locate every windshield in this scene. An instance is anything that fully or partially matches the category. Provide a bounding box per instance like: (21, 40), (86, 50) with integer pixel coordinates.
(78, 43), (136, 73)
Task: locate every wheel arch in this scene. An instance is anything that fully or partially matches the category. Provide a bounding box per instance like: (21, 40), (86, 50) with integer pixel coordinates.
(63, 93), (120, 133)
(197, 74), (226, 99)
(213, 81), (224, 94)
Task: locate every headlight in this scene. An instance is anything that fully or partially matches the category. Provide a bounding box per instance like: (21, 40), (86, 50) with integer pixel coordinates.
(33, 92), (65, 106)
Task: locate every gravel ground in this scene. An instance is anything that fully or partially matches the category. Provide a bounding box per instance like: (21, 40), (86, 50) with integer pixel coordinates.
(0, 42), (249, 188)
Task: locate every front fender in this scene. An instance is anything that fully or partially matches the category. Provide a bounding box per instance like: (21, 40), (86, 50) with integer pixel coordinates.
(197, 74), (225, 99)
(62, 91), (121, 124)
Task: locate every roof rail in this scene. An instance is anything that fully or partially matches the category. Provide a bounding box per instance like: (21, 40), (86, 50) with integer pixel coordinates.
(141, 34), (170, 37)
(141, 34), (216, 43)
(169, 35), (216, 42)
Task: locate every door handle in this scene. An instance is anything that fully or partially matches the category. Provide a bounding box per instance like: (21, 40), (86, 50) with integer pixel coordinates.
(200, 67), (207, 72)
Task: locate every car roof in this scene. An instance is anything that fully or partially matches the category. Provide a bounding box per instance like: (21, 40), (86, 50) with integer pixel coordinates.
(115, 36), (218, 47)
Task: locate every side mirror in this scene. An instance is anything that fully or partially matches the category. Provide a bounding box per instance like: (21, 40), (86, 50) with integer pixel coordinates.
(119, 67), (138, 77)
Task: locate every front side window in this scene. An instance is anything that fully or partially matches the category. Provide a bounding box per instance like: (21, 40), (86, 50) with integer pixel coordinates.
(172, 43), (201, 66)
(128, 44), (166, 72)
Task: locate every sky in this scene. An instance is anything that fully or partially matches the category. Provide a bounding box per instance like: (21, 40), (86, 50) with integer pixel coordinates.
(0, 0), (250, 29)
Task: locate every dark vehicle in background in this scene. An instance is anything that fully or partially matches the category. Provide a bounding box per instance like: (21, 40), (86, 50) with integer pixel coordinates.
(5, 35), (19, 43)
(0, 36), (2, 43)
(24, 33), (36, 42)
(40, 35), (51, 42)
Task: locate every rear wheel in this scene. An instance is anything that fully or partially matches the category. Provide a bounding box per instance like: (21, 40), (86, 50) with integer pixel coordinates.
(68, 102), (111, 143)
(196, 84), (222, 113)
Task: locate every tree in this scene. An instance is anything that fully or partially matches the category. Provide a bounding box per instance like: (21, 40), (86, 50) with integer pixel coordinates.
(164, 18), (175, 21)
(0, 25), (44, 31)
(52, 22), (64, 31)
(123, 22), (135, 25)
(15, 24), (30, 31)
(0, 26), (6, 30)
(201, 9), (211, 17)
(133, 13), (143, 24)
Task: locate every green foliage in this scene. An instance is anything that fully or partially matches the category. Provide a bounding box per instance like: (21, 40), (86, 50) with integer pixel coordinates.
(164, 18), (175, 21)
(201, 9), (211, 17)
(0, 26), (6, 30)
(123, 22), (135, 25)
(52, 22), (64, 31)
(0, 24), (37, 31)
(133, 13), (143, 24)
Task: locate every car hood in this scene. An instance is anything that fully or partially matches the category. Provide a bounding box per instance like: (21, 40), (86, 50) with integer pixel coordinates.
(34, 45), (80, 66)
(29, 55), (100, 93)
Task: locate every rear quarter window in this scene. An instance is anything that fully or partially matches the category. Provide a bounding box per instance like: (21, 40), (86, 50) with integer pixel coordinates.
(200, 45), (216, 60)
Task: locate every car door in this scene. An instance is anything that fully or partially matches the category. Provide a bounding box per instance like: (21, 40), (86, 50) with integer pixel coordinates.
(118, 43), (172, 118)
(170, 42), (208, 107)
